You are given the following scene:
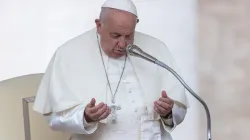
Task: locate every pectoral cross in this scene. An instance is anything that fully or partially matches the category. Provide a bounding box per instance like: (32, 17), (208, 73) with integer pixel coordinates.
(109, 103), (121, 124)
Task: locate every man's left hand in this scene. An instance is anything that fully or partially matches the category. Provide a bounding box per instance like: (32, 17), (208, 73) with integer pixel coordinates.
(153, 90), (174, 117)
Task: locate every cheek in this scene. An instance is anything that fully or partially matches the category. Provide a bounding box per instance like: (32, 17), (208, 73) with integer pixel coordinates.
(104, 39), (118, 51)
(127, 40), (134, 45)
(107, 39), (116, 46)
(111, 39), (119, 46)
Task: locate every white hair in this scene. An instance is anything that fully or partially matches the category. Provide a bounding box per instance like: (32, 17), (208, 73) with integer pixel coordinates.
(99, 8), (112, 25)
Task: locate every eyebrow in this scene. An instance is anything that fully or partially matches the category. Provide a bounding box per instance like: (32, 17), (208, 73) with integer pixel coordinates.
(110, 32), (133, 36)
(110, 32), (121, 36)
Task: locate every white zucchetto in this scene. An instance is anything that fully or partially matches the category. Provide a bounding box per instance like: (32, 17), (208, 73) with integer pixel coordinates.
(101, 0), (138, 17)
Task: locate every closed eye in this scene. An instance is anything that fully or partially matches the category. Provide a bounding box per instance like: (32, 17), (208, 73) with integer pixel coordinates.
(110, 33), (121, 39)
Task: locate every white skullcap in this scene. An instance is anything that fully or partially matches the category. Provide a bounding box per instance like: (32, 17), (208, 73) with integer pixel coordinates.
(101, 0), (138, 17)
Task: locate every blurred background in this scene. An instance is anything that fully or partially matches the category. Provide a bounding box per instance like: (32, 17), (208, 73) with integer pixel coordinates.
(0, 0), (249, 140)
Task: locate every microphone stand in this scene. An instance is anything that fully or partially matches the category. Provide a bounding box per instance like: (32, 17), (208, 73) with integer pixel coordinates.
(126, 45), (212, 140)
(155, 60), (211, 140)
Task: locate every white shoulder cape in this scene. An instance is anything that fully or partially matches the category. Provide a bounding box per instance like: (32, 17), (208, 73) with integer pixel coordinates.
(33, 28), (189, 116)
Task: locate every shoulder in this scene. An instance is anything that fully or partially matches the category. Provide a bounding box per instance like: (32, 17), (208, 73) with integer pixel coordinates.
(52, 28), (96, 60)
(134, 31), (166, 46)
(134, 31), (173, 59)
(57, 28), (96, 54)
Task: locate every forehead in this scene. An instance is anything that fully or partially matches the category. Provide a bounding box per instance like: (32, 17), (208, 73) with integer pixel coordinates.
(105, 9), (137, 34)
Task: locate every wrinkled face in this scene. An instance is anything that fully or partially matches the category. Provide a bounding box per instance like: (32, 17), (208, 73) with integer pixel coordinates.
(95, 9), (138, 58)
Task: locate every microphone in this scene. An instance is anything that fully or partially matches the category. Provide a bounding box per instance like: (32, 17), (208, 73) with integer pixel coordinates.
(126, 44), (212, 140)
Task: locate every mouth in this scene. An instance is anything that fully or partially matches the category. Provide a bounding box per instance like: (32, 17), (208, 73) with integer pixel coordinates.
(114, 49), (126, 55)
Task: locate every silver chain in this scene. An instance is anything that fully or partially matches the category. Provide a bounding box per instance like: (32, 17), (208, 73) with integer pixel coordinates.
(96, 32), (127, 104)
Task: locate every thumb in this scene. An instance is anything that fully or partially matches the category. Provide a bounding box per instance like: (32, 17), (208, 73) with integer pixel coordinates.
(161, 90), (168, 98)
(89, 98), (96, 107)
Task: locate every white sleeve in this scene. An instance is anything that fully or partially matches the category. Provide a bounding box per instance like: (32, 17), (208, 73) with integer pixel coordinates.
(44, 104), (98, 134)
(160, 102), (187, 132)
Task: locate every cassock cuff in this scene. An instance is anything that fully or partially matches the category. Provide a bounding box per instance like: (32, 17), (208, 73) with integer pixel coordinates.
(83, 114), (99, 128)
(160, 102), (187, 133)
(47, 104), (98, 134)
(160, 105), (176, 133)
(78, 106), (98, 134)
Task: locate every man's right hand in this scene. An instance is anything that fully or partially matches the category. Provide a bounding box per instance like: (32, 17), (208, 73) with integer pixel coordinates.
(84, 98), (111, 123)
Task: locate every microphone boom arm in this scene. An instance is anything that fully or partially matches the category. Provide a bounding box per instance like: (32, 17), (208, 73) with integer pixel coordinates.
(126, 45), (212, 140)
(155, 60), (211, 140)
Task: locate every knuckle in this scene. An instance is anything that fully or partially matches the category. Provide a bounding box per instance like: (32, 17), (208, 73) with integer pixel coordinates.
(102, 106), (107, 111)
(99, 108), (105, 114)
(161, 108), (165, 112)
(96, 110), (102, 116)
(156, 105), (160, 109)
(89, 114), (94, 119)
(102, 106), (107, 112)
(165, 106), (169, 110)
(167, 106), (172, 110)
(157, 108), (161, 112)
(161, 107), (167, 111)
(106, 109), (110, 114)
(100, 112), (108, 119)
(158, 101), (162, 105)
(94, 107), (99, 112)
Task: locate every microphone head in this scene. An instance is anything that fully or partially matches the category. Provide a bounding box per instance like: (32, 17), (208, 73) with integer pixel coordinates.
(126, 44), (157, 63)
(126, 44), (142, 56)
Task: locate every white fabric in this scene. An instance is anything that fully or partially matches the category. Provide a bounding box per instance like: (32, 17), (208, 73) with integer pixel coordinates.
(45, 104), (98, 134)
(45, 50), (187, 140)
(33, 28), (189, 115)
(46, 104), (186, 140)
(101, 0), (137, 17)
(33, 27), (189, 139)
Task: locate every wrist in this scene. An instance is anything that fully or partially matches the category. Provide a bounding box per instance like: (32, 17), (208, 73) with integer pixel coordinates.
(162, 111), (172, 119)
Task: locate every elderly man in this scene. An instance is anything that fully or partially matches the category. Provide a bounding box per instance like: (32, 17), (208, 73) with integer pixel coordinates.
(33, 0), (189, 140)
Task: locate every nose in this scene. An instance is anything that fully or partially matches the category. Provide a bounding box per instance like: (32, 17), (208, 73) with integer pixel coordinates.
(118, 37), (127, 48)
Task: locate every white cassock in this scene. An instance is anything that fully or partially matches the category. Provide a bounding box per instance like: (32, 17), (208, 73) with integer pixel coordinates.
(33, 28), (189, 140)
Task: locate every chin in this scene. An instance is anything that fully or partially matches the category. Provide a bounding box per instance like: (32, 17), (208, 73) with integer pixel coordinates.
(112, 53), (126, 58)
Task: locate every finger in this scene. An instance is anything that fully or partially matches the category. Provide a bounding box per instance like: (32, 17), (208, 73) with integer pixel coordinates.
(161, 91), (174, 105)
(154, 106), (164, 116)
(159, 97), (173, 105)
(161, 90), (168, 98)
(156, 100), (173, 111)
(91, 104), (108, 119)
(90, 98), (96, 106)
(86, 98), (96, 108)
(154, 101), (168, 114)
(98, 107), (111, 120)
(88, 102), (105, 113)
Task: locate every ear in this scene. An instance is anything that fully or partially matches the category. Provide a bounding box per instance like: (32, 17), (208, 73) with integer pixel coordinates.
(137, 19), (139, 23)
(95, 19), (102, 34)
